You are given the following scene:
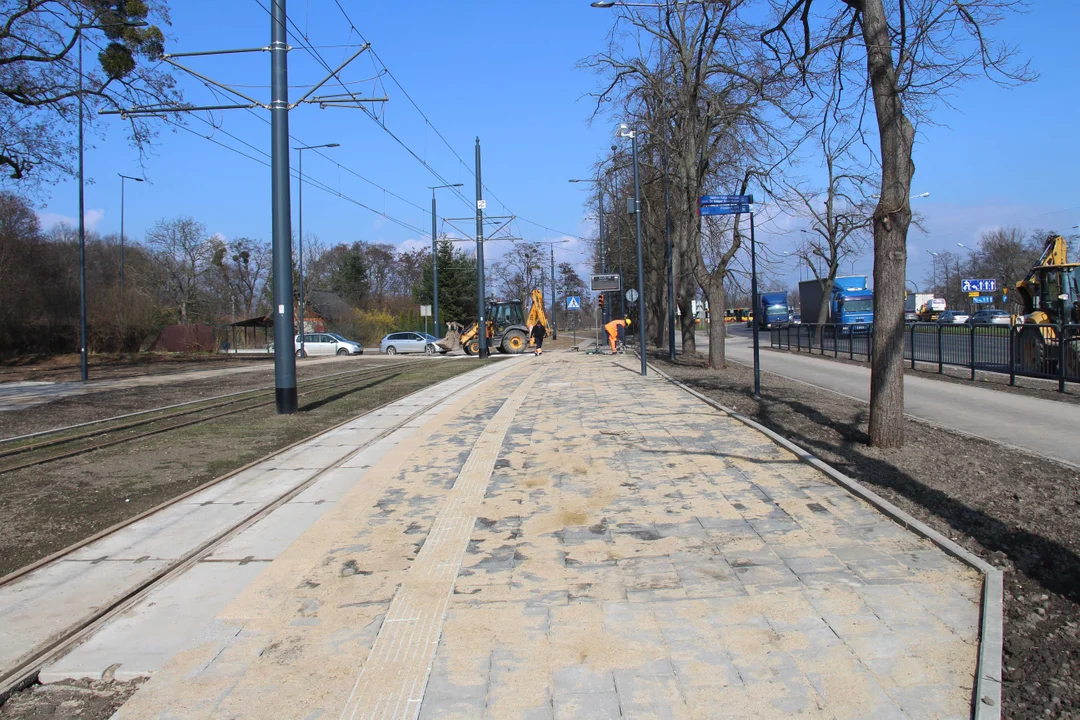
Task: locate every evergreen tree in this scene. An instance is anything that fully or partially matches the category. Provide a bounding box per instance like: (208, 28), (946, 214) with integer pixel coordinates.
(415, 240), (478, 327)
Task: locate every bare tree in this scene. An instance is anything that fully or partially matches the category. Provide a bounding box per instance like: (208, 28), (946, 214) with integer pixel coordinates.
(0, 1), (178, 185)
(782, 118), (875, 328)
(762, 0), (1033, 447)
(586, 1), (793, 367)
(144, 217), (214, 324)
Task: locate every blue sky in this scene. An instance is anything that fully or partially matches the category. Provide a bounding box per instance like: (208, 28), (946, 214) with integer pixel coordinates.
(28, 1), (1080, 292)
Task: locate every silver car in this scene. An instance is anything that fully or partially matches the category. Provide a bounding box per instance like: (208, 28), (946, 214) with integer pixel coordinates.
(380, 331), (444, 355)
(937, 310), (970, 325)
(967, 309), (1011, 326)
(294, 333), (363, 357)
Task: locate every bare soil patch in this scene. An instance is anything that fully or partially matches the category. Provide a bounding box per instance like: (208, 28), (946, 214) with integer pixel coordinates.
(0, 678), (145, 720)
(654, 352), (1080, 720)
(0, 360), (487, 577)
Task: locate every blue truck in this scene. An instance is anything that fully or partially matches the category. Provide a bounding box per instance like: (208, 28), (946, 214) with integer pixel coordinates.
(798, 276), (874, 332)
(757, 291), (791, 329)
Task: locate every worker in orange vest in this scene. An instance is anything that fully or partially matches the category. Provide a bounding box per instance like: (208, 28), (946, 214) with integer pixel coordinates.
(603, 317), (629, 354)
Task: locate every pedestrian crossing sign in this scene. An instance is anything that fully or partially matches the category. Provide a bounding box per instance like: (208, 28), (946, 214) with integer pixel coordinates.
(566, 296), (581, 310)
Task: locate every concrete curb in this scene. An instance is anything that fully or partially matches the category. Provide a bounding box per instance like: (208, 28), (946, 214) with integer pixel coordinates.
(646, 361), (1003, 720)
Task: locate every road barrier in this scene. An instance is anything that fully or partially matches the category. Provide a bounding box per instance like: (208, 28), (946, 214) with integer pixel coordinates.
(770, 322), (1080, 391)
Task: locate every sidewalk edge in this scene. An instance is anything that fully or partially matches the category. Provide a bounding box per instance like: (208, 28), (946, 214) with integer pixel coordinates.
(647, 361), (1003, 720)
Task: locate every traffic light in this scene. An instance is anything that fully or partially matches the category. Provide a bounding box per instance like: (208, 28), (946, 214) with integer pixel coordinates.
(599, 294), (605, 310)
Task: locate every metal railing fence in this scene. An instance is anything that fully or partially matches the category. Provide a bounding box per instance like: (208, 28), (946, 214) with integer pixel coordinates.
(769, 322), (1080, 391)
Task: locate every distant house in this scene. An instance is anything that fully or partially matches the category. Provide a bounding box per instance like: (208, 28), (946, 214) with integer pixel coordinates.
(148, 324), (216, 352)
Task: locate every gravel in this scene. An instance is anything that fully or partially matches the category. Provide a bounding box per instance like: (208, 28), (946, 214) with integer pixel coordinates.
(654, 352), (1080, 720)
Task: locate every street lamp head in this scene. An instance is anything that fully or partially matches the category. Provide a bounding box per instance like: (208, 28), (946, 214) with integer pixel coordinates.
(616, 122), (633, 139)
(590, 1), (616, 7)
(326, 143), (340, 148)
(914, 192), (930, 198)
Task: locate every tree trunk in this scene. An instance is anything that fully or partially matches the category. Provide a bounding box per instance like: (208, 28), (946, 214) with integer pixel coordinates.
(861, 0), (914, 448)
(706, 280), (727, 369)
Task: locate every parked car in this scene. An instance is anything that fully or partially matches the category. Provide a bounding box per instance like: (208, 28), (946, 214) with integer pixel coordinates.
(967, 309), (1011, 326)
(294, 333), (363, 357)
(379, 331), (446, 355)
(904, 310), (918, 323)
(936, 310), (970, 325)
(791, 313), (801, 325)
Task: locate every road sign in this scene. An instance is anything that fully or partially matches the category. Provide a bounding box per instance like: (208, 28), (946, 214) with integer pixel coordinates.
(972, 296), (993, 304)
(591, 273), (621, 292)
(566, 296), (581, 310)
(700, 194), (754, 205)
(961, 278), (996, 293)
(626, 288), (639, 303)
(700, 204), (751, 216)
(420, 305), (432, 317)
(967, 292), (980, 298)
(476, 199), (487, 210)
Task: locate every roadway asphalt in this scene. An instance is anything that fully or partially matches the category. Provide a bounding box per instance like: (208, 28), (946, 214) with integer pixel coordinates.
(693, 329), (1080, 469)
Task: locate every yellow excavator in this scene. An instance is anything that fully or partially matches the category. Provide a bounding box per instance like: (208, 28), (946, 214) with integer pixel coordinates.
(438, 289), (548, 355)
(1015, 235), (1080, 375)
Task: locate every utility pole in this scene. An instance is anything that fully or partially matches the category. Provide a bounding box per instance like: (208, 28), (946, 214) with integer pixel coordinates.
(118, 174), (143, 348)
(475, 138), (488, 358)
(629, 128), (647, 377)
(430, 183), (463, 336)
(612, 145), (625, 321)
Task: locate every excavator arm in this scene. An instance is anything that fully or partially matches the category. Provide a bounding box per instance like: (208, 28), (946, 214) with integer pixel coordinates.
(526, 288), (548, 328)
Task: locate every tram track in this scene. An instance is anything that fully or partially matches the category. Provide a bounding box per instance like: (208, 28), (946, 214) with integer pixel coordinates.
(0, 362), (414, 475)
(0, 357), (511, 704)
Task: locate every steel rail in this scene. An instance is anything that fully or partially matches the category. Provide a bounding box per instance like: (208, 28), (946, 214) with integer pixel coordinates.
(0, 359), (508, 703)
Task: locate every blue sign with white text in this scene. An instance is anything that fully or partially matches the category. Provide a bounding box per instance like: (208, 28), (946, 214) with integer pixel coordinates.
(971, 295), (994, 304)
(700, 194), (754, 206)
(700, 204), (751, 216)
(961, 278), (997, 293)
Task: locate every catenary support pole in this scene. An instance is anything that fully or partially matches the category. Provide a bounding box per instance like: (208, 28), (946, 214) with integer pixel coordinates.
(750, 209), (761, 399)
(631, 131), (647, 377)
(475, 138), (488, 358)
(550, 244), (557, 339)
(297, 148), (305, 356)
(431, 192), (439, 334)
(270, 0), (297, 413)
(78, 26), (88, 381)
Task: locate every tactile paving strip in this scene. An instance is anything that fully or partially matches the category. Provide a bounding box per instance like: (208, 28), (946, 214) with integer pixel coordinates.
(338, 368), (542, 720)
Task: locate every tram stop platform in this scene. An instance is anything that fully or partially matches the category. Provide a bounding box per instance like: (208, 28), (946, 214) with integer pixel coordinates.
(110, 352), (984, 719)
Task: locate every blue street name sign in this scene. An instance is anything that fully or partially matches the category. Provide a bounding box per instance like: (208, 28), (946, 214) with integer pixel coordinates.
(700, 204), (751, 216)
(961, 278), (997, 293)
(700, 194), (754, 206)
(972, 295), (994, 304)
(566, 296), (581, 310)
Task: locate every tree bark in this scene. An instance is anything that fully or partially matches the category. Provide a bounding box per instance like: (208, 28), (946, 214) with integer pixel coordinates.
(861, 0), (914, 448)
(706, 280), (727, 368)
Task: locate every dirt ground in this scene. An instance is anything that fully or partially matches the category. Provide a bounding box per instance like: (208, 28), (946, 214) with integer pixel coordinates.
(654, 352), (1080, 720)
(0, 678), (145, 720)
(0, 352), (274, 383)
(0, 355), (403, 440)
(0, 359), (488, 577)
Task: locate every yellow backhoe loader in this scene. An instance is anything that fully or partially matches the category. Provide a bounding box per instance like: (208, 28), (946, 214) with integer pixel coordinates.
(439, 289), (548, 355)
(1015, 235), (1080, 376)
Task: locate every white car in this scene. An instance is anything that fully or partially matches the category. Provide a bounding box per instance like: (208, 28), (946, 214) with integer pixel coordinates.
(294, 333), (363, 357)
(379, 332), (446, 355)
(936, 310), (970, 325)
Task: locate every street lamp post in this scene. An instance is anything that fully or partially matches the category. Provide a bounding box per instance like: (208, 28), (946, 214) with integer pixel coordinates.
(431, 183), (464, 336)
(570, 176), (607, 321)
(77, 23), (88, 381)
(118, 173), (143, 346)
(612, 145), (626, 321)
(617, 123), (647, 377)
(294, 142), (340, 357)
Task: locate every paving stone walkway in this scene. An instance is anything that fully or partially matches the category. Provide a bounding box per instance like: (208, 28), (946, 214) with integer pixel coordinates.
(116, 352), (981, 719)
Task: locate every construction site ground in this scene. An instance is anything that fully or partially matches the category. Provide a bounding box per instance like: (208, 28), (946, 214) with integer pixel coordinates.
(655, 351), (1079, 719)
(1, 349), (1001, 719)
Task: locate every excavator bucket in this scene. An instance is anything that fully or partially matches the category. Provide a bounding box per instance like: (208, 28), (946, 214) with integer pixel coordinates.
(436, 321), (464, 352)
